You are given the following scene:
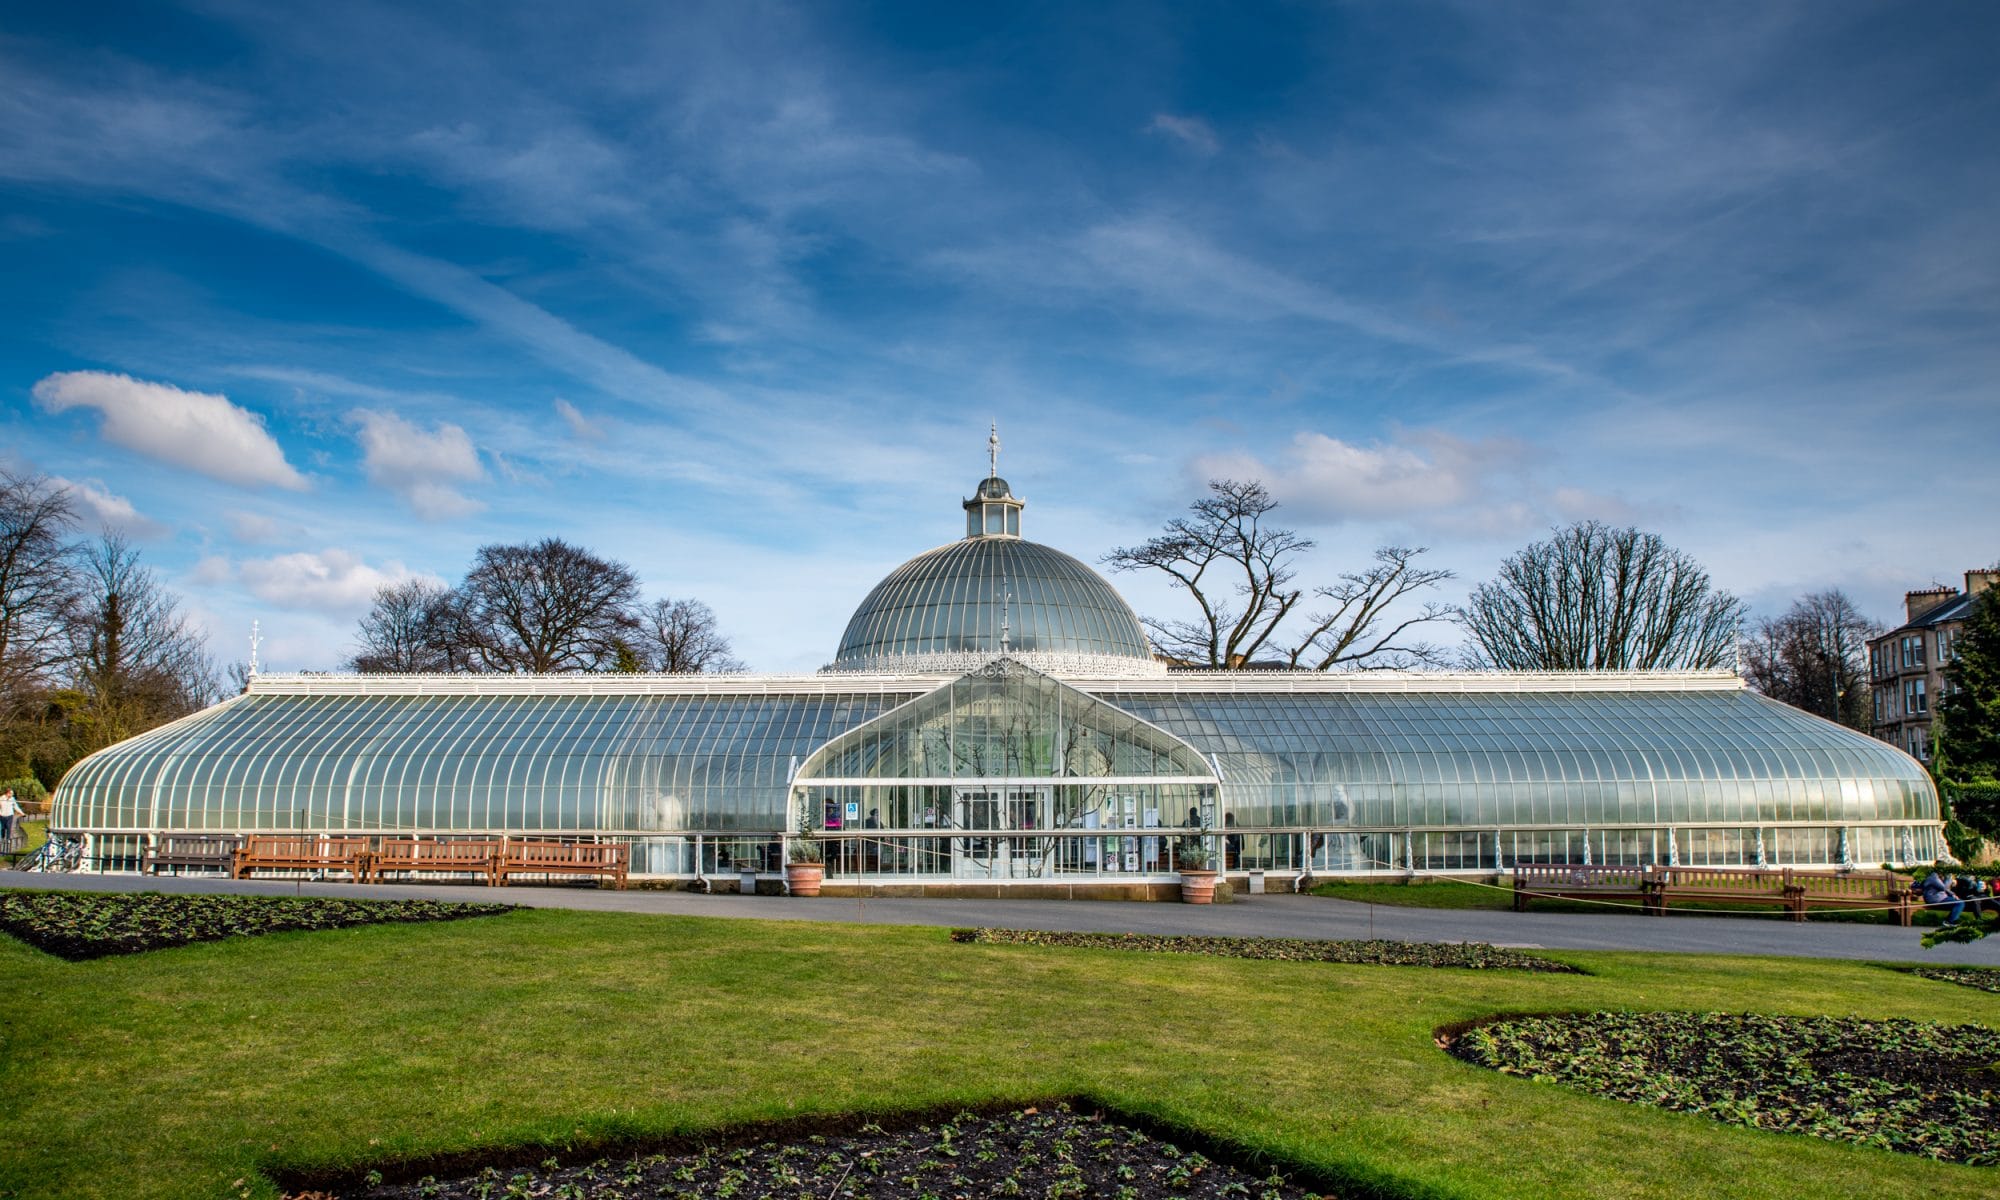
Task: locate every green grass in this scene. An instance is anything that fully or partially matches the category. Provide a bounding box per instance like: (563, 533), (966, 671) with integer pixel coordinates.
(0, 901), (1995, 1200)
(0, 818), (46, 867)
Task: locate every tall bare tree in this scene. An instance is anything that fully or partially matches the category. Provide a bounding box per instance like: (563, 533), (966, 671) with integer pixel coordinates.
(1458, 521), (1745, 670)
(1740, 590), (1880, 728)
(0, 471), (82, 710)
(637, 597), (745, 673)
(457, 538), (641, 673)
(66, 535), (217, 746)
(349, 579), (467, 673)
(1105, 479), (1453, 669)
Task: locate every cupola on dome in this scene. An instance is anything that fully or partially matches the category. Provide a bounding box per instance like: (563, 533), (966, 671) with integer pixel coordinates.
(826, 429), (1162, 677)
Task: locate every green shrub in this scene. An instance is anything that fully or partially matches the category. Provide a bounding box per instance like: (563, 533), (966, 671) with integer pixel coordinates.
(0, 775), (48, 806)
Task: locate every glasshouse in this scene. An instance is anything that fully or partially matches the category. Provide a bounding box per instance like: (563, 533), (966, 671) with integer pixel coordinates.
(49, 469), (1942, 889)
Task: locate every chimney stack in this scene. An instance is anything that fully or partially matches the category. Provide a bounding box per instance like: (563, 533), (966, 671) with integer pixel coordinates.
(1967, 568), (2000, 598)
(1906, 586), (1956, 623)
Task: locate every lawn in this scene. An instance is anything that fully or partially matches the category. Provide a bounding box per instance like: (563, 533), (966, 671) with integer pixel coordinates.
(0, 817), (47, 867)
(0, 899), (1995, 1200)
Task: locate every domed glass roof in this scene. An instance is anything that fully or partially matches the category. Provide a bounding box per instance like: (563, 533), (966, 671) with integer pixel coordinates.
(831, 538), (1155, 667)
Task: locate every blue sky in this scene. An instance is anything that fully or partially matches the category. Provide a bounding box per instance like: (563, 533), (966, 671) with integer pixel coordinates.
(4, 0), (1996, 673)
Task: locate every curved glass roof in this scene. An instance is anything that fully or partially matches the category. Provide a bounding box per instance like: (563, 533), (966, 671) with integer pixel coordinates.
(831, 538), (1154, 666)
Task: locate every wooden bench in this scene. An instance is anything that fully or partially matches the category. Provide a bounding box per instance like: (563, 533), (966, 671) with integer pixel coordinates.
(1512, 862), (1657, 912)
(1782, 869), (1915, 926)
(231, 834), (372, 882)
(497, 840), (628, 889)
(1649, 866), (1793, 916)
(144, 833), (241, 875)
(367, 838), (501, 885)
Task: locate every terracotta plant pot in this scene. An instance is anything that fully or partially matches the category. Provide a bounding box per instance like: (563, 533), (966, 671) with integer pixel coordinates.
(785, 862), (825, 897)
(1179, 868), (1219, 904)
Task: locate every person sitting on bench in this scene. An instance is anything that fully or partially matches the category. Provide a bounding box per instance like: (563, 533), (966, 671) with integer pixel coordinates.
(1920, 869), (1963, 925)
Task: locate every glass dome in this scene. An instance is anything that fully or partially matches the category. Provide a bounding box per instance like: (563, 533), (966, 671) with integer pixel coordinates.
(829, 538), (1157, 671)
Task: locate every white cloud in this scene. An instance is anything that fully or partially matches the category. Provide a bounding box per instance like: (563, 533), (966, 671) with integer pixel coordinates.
(1147, 113), (1220, 155)
(51, 475), (169, 539)
(32, 370), (307, 490)
(350, 408), (485, 518)
(553, 397), (602, 440)
(188, 555), (233, 586)
(1195, 429), (1653, 537)
(1196, 430), (1528, 520)
(236, 548), (440, 612)
(226, 509), (286, 543)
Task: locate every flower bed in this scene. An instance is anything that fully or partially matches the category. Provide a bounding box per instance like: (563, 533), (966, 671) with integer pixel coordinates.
(951, 927), (1580, 972)
(1905, 966), (2000, 994)
(0, 890), (514, 961)
(330, 1105), (1331, 1200)
(1445, 1011), (2000, 1164)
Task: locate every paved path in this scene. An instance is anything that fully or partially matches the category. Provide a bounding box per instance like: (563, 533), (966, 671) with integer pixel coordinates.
(6, 869), (1998, 965)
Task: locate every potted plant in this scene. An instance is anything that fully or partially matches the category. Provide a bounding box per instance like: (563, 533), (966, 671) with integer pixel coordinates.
(785, 798), (825, 897)
(1176, 822), (1219, 904)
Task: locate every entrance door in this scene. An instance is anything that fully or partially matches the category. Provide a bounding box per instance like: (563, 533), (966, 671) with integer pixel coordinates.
(951, 786), (1050, 878)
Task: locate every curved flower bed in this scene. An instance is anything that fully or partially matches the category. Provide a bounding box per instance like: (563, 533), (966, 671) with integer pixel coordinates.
(1447, 1011), (2000, 1164)
(952, 928), (1580, 972)
(0, 890), (514, 960)
(333, 1106), (1330, 1200)
(1906, 966), (2000, 994)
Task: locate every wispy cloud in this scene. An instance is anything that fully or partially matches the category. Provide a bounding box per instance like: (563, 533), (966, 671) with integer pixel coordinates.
(51, 475), (170, 539)
(553, 398), (602, 441)
(1147, 113), (1219, 154)
(31, 371), (308, 490)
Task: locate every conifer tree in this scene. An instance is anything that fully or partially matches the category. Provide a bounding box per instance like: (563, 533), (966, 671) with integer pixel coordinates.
(1935, 586), (2000, 783)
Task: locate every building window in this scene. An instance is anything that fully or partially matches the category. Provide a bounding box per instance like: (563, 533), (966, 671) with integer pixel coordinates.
(1900, 635), (1926, 669)
(1873, 691), (1886, 723)
(1910, 728), (1929, 760)
(1905, 677), (1928, 715)
(1939, 628), (1955, 662)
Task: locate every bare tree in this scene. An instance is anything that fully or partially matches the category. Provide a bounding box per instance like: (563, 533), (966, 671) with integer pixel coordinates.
(1285, 545), (1456, 670)
(636, 597), (745, 672)
(457, 538), (641, 673)
(349, 579), (466, 673)
(0, 471), (82, 711)
(1105, 479), (1453, 669)
(1740, 590), (1880, 728)
(66, 535), (217, 745)
(1458, 521), (1745, 670)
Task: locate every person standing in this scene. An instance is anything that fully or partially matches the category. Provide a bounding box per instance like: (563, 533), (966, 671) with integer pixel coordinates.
(0, 789), (19, 849)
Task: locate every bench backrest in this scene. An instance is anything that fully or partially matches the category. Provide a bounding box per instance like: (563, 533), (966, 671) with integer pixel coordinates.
(1787, 869), (1904, 897)
(374, 838), (501, 864)
(1513, 862), (1649, 889)
(155, 834), (241, 854)
(505, 841), (627, 867)
(1652, 866), (1788, 892)
(240, 834), (370, 859)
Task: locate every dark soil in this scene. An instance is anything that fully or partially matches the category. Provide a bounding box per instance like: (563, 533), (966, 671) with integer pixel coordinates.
(1445, 1011), (2000, 1164)
(322, 1106), (1333, 1200)
(0, 889), (514, 960)
(953, 927), (1581, 972)
(1904, 965), (2000, 994)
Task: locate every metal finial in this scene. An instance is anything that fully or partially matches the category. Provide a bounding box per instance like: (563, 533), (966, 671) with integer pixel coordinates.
(248, 619), (263, 677)
(988, 422), (1000, 479)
